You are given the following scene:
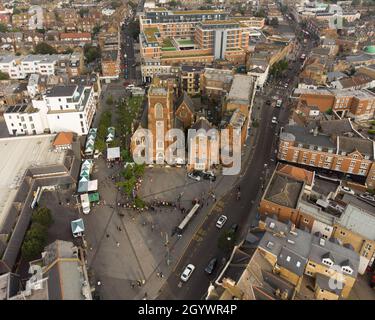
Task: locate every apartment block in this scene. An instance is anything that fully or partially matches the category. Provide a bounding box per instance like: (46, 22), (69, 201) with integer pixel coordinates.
(294, 88), (375, 120)
(278, 123), (375, 185)
(4, 84), (96, 136)
(257, 217), (360, 299)
(0, 54), (78, 80)
(260, 164), (375, 274)
(180, 65), (204, 96)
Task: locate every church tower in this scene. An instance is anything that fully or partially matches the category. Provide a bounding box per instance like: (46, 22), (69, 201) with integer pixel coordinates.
(147, 77), (173, 163)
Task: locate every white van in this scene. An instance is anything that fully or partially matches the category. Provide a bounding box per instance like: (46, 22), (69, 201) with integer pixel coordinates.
(276, 99), (282, 108)
(80, 193), (91, 214)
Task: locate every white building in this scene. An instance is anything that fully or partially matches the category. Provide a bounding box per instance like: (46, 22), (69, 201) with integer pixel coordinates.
(4, 85), (96, 136)
(0, 54), (72, 79)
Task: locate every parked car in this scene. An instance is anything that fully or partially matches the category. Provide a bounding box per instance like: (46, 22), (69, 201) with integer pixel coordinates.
(202, 171), (216, 181)
(271, 116), (278, 124)
(188, 172), (201, 181)
(339, 186), (355, 195)
(359, 193), (375, 202)
(181, 264), (195, 282)
(204, 258), (217, 275)
(216, 215), (228, 229)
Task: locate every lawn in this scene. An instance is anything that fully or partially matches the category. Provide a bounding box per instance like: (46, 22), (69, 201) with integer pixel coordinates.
(177, 39), (194, 46)
(161, 47), (177, 51)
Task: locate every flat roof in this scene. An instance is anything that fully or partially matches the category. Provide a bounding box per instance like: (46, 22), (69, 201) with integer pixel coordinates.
(0, 135), (66, 229)
(227, 74), (254, 105)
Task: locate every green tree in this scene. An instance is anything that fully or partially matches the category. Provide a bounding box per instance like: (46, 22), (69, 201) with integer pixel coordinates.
(84, 44), (101, 63)
(63, 48), (74, 54)
(32, 207), (53, 227)
(34, 42), (57, 54)
(0, 23), (8, 32)
(0, 71), (9, 80)
(133, 164), (145, 177)
(111, 0), (121, 8)
(128, 21), (140, 40)
(93, 25), (101, 36)
(121, 149), (133, 162)
(254, 9), (266, 18)
(25, 223), (48, 243)
(134, 196), (145, 208)
(21, 237), (45, 261)
(117, 176), (137, 196)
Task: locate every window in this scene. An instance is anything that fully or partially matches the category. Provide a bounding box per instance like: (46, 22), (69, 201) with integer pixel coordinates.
(29, 116), (33, 121)
(286, 256), (291, 262)
(57, 116), (59, 119)
(340, 230), (346, 236)
(303, 218), (309, 223)
(155, 103), (163, 119)
(79, 114), (83, 119)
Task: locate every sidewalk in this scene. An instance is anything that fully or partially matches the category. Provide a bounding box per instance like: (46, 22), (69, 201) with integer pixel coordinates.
(132, 111), (264, 300)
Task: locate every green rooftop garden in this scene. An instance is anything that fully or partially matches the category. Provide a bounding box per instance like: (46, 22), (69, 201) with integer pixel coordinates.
(177, 39), (195, 46)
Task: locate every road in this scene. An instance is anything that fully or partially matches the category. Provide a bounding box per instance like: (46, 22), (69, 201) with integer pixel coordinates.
(157, 16), (317, 300)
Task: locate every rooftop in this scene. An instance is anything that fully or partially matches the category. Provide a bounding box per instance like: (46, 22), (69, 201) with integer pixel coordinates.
(227, 74), (254, 105)
(0, 135), (65, 230)
(264, 171), (304, 209)
(46, 85), (77, 97)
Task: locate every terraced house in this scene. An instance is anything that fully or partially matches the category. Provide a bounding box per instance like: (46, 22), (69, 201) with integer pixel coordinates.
(278, 121), (375, 188)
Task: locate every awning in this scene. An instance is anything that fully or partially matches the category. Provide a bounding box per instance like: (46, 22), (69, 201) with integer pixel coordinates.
(71, 218), (85, 235)
(78, 180), (98, 193)
(88, 192), (100, 202)
(107, 147), (120, 160)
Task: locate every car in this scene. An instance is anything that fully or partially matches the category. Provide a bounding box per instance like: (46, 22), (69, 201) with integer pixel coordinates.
(126, 84), (135, 89)
(216, 215), (228, 229)
(359, 193), (375, 202)
(202, 170), (216, 181)
(271, 117), (278, 124)
(284, 83), (288, 88)
(180, 264), (195, 282)
(276, 100), (282, 108)
(187, 172), (201, 181)
(229, 223), (238, 234)
(339, 186), (355, 195)
(204, 258), (217, 275)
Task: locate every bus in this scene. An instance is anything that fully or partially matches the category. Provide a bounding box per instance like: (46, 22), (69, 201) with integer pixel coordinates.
(176, 203), (200, 235)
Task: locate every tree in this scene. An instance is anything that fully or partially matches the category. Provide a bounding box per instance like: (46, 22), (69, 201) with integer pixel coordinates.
(21, 222), (48, 261)
(133, 164), (145, 177)
(93, 25), (101, 36)
(128, 21), (140, 40)
(63, 48), (74, 54)
(34, 42), (57, 54)
(32, 207), (53, 227)
(111, 0), (121, 8)
(254, 9), (266, 18)
(21, 237), (45, 261)
(0, 71), (9, 80)
(25, 223), (48, 243)
(0, 23), (8, 32)
(121, 149), (133, 162)
(84, 44), (101, 63)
